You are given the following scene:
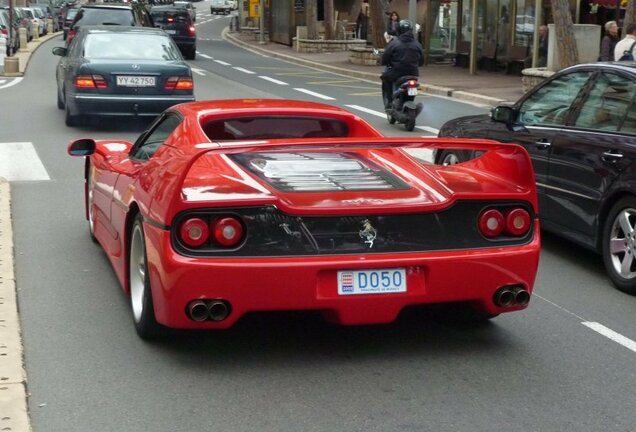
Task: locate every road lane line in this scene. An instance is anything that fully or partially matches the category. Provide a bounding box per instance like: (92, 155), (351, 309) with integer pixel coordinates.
(190, 67), (206, 76)
(582, 322), (636, 353)
(0, 78), (23, 90)
(345, 104), (387, 118)
(416, 125), (439, 134)
(214, 59), (231, 66)
(0, 142), (50, 181)
(293, 88), (335, 100)
(259, 76), (288, 85)
(233, 67), (256, 74)
(197, 53), (213, 59)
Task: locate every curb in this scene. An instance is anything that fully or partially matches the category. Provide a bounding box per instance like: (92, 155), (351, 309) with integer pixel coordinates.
(224, 30), (509, 108)
(0, 178), (31, 432)
(0, 31), (61, 78)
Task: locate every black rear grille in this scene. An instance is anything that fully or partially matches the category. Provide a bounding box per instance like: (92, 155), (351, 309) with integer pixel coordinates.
(232, 152), (408, 192)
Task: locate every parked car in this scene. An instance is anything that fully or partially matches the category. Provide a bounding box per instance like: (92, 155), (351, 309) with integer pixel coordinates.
(171, 0), (194, 22)
(66, 98), (540, 338)
(10, 7), (34, 40)
(0, 9), (19, 55)
(66, 2), (154, 45)
(22, 7), (46, 36)
(53, 26), (194, 126)
(32, 3), (59, 32)
(210, 0), (231, 15)
(150, 5), (196, 59)
(435, 62), (636, 294)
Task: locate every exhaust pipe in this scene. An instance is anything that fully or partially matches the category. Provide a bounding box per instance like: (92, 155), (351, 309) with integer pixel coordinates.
(511, 286), (530, 306)
(208, 300), (230, 321)
(187, 300), (210, 322)
(493, 287), (515, 307)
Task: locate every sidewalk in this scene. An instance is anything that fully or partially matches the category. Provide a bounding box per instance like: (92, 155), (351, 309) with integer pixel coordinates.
(0, 31), (60, 77)
(224, 30), (526, 107)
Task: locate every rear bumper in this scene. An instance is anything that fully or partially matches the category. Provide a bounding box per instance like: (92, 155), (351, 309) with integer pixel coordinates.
(67, 94), (195, 117)
(143, 220), (541, 329)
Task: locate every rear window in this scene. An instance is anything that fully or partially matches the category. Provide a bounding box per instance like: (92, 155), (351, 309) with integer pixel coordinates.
(203, 117), (350, 141)
(83, 32), (182, 60)
(151, 10), (189, 24)
(65, 9), (78, 20)
(75, 8), (134, 26)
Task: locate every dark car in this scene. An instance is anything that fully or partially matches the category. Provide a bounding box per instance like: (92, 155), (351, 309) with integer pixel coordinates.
(435, 62), (636, 294)
(53, 26), (195, 126)
(61, 5), (79, 40)
(172, 1), (195, 22)
(66, 3), (154, 45)
(150, 6), (196, 59)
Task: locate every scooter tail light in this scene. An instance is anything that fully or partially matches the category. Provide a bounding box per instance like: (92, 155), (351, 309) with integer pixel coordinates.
(505, 208), (531, 236)
(408, 79), (417, 86)
(212, 216), (244, 247)
(478, 209), (504, 238)
(179, 218), (209, 248)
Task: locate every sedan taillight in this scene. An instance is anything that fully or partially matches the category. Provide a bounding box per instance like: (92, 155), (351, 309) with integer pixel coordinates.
(164, 76), (193, 90)
(74, 74), (108, 89)
(188, 25), (196, 37)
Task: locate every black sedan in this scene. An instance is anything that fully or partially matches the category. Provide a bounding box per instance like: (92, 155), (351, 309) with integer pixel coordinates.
(435, 62), (636, 294)
(53, 26), (195, 126)
(150, 6), (196, 60)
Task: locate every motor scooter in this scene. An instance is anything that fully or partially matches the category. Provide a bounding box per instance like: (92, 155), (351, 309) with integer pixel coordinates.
(384, 75), (423, 132)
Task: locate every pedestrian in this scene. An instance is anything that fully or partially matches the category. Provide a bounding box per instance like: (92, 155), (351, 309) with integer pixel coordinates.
(599, 20), (619, 61)
(380, 20), (424, 109)
(538, 25), (548, 67)
(615, 22), (636, 61)
(385, 11), (400, 41)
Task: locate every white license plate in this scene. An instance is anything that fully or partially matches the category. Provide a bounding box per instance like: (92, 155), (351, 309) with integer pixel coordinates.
(165, 29), (176, 34)
(337, 268), (407, 295)
(116, 76), (156, 87)
(407, 87), (418, 96)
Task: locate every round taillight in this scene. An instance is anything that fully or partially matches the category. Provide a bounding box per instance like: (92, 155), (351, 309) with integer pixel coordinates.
(505, 208), (531, 236)
(212, 217), (244, 247)
(180, 218), (209, 247)
(478, 209), (504, 238)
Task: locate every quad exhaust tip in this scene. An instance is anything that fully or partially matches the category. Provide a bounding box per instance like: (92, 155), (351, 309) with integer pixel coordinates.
(493, 285), (530, 308)
(186, 299), (231, 322)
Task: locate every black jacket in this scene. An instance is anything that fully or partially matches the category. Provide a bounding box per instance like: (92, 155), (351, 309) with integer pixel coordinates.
(381, 32), (424, 81)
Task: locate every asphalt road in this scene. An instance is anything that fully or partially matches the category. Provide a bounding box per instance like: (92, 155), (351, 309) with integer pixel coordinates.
(2, 4), (636, 431)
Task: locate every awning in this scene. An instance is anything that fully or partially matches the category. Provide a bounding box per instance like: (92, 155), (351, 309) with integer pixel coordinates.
(593, 0), (623, 8)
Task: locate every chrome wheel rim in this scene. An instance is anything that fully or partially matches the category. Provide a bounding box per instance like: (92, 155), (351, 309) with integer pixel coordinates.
(442, 153), (460, 165)
(609, 208), (636, 280)
(129, 223), (146, 323)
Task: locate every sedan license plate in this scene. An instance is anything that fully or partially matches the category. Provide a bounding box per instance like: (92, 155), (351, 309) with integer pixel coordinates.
(337, 268), (407, 295)
(407, 87), (418, 96)
(116, 76), (156, 87)
(165, 29), (176, 34)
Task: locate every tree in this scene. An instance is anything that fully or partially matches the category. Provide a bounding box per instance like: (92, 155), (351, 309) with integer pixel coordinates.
(324, 0), (335, 39)
(369, 0), (390, 47)
(549, 0), (579, 68)
(306, 0), (318, 39)
(624, 0), (636, 31)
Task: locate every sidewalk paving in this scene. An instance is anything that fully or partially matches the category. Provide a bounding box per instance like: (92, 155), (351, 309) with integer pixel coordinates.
(224, 29), (526, 107)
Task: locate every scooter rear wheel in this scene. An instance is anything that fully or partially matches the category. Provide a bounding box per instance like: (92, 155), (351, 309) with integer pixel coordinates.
(405, 109), (416, 131)
(387, 111), (396, 124)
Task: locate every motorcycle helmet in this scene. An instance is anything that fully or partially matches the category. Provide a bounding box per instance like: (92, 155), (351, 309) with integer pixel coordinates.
(397, 20), (414, 35)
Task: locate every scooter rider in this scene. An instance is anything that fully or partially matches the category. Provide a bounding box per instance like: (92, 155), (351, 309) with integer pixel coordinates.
(380, 20), (424, 109)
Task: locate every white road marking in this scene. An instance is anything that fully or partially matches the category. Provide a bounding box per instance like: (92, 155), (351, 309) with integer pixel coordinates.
(233, 67), (255, 74)
(190, 67), (206, 76)
(0, 142), (50, 181)
(197, 53), (213, 59)
(415, 125), (439, 135)
(214, 59), (231, 66)
(259, 76), (288, 85)
(294, 88), (335, 100)
(345, 104), (386, 118)
(582, 322), (636, 354)
(0, 77), (23, 90)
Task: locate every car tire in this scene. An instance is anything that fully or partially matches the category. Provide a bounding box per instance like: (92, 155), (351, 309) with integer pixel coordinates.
(129, 214), (164, 339)
(602, 196), (636, 295)
(435, 149), (470, 165)
(185, 46), (196, 60)
(405, 109), (416, 132)
(57, 86), (64, 109)
(64, 97), (80, 127)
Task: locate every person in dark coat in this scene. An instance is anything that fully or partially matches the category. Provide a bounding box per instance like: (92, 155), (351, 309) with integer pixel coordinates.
(600, 20), (620, 61)
(386, 11), (400, 37)
(380, 20), (424, 109)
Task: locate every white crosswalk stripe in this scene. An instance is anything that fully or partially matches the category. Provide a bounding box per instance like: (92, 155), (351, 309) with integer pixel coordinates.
(0, 142), (50, 181)
(0, 77), (23, 90)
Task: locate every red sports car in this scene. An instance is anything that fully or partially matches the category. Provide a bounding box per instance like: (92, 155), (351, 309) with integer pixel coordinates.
(68, 99), (540, 339)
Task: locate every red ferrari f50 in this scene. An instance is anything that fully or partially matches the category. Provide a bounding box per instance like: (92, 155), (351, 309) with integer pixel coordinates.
(68, 99), (540, 338)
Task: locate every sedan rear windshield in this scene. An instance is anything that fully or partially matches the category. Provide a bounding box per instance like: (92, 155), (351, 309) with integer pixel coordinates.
(83, 33), (182, 60)
(151, 10), (189, 24)
(74, 8), (134, 26)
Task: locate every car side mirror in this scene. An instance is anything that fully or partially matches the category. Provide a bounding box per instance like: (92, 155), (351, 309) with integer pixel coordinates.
(490, 105), (515, 124)
(67, 138), (96, 156)
(52, 46), (67, 56)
